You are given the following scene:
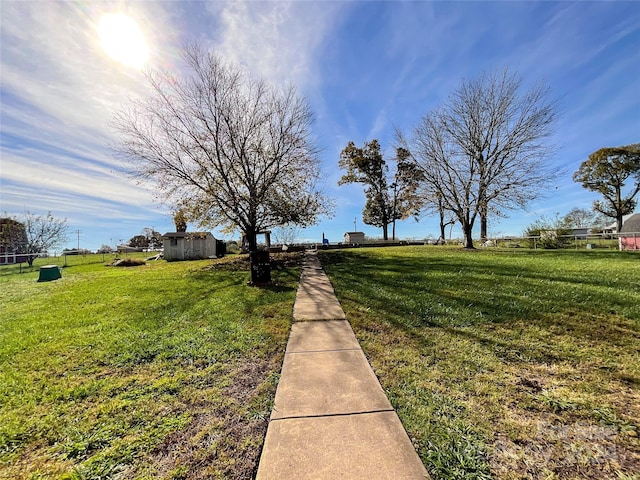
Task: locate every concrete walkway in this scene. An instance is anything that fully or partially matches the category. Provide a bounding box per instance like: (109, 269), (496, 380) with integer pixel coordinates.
(256, 252), (429, 479)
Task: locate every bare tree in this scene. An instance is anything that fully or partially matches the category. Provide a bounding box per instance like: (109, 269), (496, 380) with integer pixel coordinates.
(562, 207), (598, 229)
(1, 211), (69, 266)
(420, 190), (457, 243)
(272, 224), (300, 246)
(113, 45), (331, 279)
(403, 69), (559, 248)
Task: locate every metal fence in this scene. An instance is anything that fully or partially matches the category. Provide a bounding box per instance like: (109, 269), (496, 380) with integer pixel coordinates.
(479, 232), (639, 251)
(0, 251), (146, 272)
(297, 232), (640, 252)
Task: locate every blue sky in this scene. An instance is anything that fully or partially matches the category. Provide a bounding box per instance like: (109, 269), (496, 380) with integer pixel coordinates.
(1, 1), (639, 251)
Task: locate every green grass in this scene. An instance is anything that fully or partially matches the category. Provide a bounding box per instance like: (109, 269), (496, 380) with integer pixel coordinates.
(0, 255), (298, 479)
(319, 246), (640, 480)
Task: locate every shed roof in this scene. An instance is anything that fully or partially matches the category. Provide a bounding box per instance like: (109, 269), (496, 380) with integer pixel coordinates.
(620, 213), (640, 234)
(163, 232), (214, 239)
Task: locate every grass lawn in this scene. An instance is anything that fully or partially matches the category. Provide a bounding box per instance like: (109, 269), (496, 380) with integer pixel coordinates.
(320, 246), (640, 480)
(0, 254), (300, 480)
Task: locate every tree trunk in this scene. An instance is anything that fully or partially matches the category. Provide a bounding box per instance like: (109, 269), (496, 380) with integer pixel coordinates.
(382, 223), (388, 241)
(245, 225), (258, 252)
(480, 213), (488, 241)
(617, 215), (623, 234)
(392, 219), (396, 241)
(461, 215), (475, 249)
(462, 224), (475, 249)
(479, 197), (488, 241)
(439, 221), (446, 243)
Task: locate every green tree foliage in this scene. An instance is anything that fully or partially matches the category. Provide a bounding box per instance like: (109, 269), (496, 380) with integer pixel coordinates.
(128, 235), (149, 249)
(142, 228), (163, 249)
(573, 144), (640, 233)
(339, 140), (420, 240)
(172, 209), (188, 233)
(0, 217), (28, 256)
(97, 244), (114, 254)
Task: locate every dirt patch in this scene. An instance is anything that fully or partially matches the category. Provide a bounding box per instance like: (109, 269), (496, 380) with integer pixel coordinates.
(491, 417), (639, 479)
(106, 258), (146, 267)
(143, 354), (283, 480)
(207, 252), (305, 271)
(490, 364), (640, 478)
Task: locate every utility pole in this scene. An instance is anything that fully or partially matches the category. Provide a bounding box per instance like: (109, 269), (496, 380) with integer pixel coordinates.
(75, 229), (81, 254)
(354, 217), (357, 231)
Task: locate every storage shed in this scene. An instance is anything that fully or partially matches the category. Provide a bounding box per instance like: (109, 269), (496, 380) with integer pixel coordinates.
(163, 232), (218, 260)
(344, 232), (365, 244)
(619, 213), (640, 251)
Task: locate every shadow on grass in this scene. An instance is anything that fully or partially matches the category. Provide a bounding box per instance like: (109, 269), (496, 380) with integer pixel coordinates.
(319, 248), (640, 478)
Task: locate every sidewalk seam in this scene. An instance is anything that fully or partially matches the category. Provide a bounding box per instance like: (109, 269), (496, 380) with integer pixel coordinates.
(285, 347), (361, 354)
(269, 408), (396, 422)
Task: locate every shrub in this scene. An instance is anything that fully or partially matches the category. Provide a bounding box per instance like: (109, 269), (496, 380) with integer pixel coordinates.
(524, 215), (572, 249)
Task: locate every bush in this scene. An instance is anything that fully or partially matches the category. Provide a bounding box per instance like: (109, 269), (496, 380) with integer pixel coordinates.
(524, 215), (572, 249)
(226, 241), (240, 254)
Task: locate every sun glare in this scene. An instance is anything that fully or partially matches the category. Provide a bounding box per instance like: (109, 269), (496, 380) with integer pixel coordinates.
(98, 13), (149, 69)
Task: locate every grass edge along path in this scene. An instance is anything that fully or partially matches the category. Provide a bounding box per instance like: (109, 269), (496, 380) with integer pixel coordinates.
(0, 254), (300, 480)
(319, 246), (640, 480)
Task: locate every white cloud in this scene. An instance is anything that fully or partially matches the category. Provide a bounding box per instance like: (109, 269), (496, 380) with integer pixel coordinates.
(207, 1), (345, 90)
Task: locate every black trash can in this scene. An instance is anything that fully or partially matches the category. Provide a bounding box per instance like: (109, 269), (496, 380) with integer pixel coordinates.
(249, 250), (271, 285)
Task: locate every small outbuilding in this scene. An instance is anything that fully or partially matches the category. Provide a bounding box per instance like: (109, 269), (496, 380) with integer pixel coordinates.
(619, 213), (640, 251)
(344, 232), (365, 244)
(163, 232), (218, 260)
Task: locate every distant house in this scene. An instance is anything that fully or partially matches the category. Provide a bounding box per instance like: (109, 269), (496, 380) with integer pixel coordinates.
(604, 213), (636, 234)
(344, 232), (365, 244)
(619, 213), (640, 251)
(163, 232), (218, 260)
(567, 228), (590, 239)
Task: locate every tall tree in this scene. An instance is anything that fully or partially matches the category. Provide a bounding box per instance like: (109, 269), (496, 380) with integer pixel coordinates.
(128, 235), (149, 249)
(172, 209), (188, 233)
(113, 45), (331, 280)
(339, 140), (391, 240)
(390, 147), (423, 240)
(142, 228), (163, 249)
(402, 69), (559, 248)
(339, 140), (419, 240)
(573, 144), (640, 233)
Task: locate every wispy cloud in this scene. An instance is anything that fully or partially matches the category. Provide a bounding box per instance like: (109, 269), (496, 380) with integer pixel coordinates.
(2, 1), (638, 247)
(206, 1), (345, 90)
